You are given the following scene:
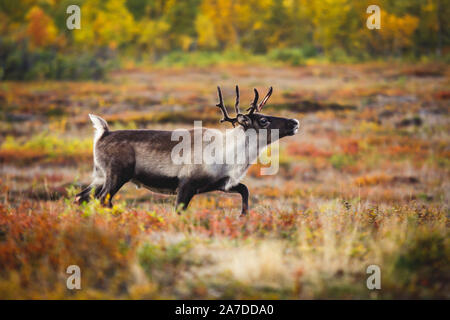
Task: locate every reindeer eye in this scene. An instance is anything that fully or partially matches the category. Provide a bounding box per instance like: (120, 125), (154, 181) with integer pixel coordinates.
(259, 118), (269, 126)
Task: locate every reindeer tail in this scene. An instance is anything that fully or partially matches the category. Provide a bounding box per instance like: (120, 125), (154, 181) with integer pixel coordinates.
(88, 114), (109, 142)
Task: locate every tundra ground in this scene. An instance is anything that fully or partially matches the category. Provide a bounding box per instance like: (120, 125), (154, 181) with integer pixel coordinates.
(0, 63), (448, 299)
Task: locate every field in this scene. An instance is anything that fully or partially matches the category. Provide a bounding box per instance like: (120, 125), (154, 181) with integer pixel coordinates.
(0, 62), (449, 299)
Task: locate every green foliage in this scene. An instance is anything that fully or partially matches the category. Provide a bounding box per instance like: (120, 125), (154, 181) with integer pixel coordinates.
(156, 49), (267, 68)
(392, 232), (449, 295)
(138, 240), (193, 285)
(330, 154), (356, 170)
(327, 47), (354, 63)
(268, 48), (306, 66)
(395, 232), (448, 276)
(139, 241), (191, 270)
(0, 40), (113, 80)
(125, 0), (149, 20)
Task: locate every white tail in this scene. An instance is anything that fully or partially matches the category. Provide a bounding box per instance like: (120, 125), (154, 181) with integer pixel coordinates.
(88, 114), (109, 143)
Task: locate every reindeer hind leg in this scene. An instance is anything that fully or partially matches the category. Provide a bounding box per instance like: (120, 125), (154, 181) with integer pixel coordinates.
(74, 176), (104, 204)
(97, 171), (131, 207)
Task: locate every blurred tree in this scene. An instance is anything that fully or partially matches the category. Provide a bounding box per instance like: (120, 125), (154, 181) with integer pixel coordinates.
(0, 0), (448, 64)
(240, 0), (292, 53)
(26, 5), (58, 48)
(380, 10), (419, 55)
(164, 0), (201, 50)
(195, 13), (218, 49)
(288, 0), (315, 50)
(309, 0), (358, 54)
(264, 0), (292, 50)
(415, 0), (448, 56)
(0, 0), (39, 22)
(126, 0), (149, 20)
(74, 0), (136, 49)
(137, 18), (170, 56)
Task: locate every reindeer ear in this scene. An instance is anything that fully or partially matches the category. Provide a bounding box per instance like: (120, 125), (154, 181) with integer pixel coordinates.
(236, 114), (251, 128)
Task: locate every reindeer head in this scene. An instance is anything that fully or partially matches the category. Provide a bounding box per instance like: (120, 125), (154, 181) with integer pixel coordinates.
(215, 86), (299, 139)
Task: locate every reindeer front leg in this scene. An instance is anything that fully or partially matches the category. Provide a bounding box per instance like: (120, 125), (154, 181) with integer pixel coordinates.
(175, 181), (196, 214)
(227, 183), (249, 216)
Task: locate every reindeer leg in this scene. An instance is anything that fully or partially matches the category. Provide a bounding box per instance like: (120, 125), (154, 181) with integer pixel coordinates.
(175, 182), (196, 214)
(74, 186), (93, 204)
(75, 165), (105, 205)
(97, 174), (129, 208)
(74, 178), (104, 204)
(226, 183), (249, 216)
(194, 179), (248, 216)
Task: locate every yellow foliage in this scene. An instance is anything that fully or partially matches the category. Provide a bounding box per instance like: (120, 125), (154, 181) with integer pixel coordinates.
(195, 14), (218, 49)
(200, 0), (272, 49)
(180, 35), (194, 52)
(380, 10), (419, 51)
(309, 0), (353, 52)
(137, 19), (171, 53)
(75, 0), (137, 48)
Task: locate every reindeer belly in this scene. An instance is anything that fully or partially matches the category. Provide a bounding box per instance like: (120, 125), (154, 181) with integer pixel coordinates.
(131, 173), (179, 195)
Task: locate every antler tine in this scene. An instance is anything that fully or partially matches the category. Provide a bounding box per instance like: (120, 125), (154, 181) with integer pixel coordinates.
(246, 88), (259, 114)
(234, 85), (240, 115)
(216, 86), (237, 126)
(257, 86), (273, 112)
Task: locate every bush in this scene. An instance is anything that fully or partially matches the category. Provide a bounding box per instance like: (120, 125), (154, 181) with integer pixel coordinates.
(138, 240), (192, 286)
(155, 49), (266, 68)
(268, 48), (307, 66)
(395, 232), (449, 284)
(0, 39), (114, 80)
(327, 48), (354, 63)
(389, 232), (450, 298)
(330, 154), (356, 170)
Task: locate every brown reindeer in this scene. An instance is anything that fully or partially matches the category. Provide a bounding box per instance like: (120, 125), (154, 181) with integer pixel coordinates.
(75, 86), (299, 216)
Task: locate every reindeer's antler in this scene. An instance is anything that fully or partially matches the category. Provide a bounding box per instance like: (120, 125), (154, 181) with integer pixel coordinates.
(234, 85), (240, 115)
(258, 86), (273, 112)
(216, 86), (238, 127)
(216, 86), (273, 125)
(247, 88), (259, 114)
(247, 87), (273, 114)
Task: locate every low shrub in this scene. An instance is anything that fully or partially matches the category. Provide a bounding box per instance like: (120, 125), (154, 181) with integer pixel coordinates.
(268, 48), (306, 66)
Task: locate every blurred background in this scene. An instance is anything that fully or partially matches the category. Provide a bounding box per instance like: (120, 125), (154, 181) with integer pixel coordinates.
(0, 0), (448, 299)
(0, 0), (449, 79)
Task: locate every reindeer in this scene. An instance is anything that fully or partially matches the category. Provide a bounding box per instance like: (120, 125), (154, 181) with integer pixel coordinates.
(75, 86), (299, 216)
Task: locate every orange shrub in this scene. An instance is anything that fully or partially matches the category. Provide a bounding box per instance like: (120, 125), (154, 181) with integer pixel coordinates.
(338, 138), (359, 155)
(354, 173), (390, 186)
(286, 142), (333, 158)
